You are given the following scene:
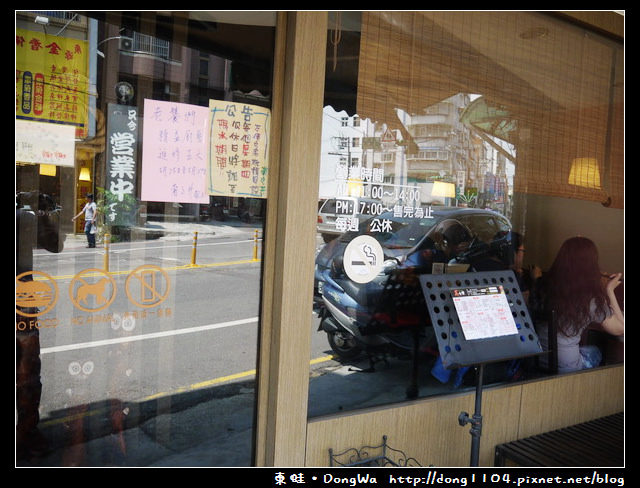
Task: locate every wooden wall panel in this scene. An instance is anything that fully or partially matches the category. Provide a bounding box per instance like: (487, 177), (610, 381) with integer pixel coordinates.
(305, 365), (623, 467)
(305, 387), (523, 467)
(517, 365), (624, 439)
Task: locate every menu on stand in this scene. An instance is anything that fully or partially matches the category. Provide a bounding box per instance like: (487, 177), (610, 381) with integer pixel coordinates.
(450, 285), (518, 340)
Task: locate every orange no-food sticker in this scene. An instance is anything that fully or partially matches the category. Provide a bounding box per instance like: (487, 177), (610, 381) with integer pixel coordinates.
(16, 271), (59, 317)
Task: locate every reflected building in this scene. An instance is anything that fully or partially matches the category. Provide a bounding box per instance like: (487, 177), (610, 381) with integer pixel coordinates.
(321, 93), (512, 211)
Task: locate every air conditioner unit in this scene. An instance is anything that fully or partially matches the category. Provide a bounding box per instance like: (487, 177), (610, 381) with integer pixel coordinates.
(119, 37), (133, 51)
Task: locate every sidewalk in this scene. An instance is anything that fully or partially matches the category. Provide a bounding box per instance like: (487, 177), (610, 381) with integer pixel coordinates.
(17, 355), (458, 467)
(64, 216), (260, 249)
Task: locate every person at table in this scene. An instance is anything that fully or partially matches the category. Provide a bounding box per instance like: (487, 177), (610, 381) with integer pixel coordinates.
(532, 236), (623, 373)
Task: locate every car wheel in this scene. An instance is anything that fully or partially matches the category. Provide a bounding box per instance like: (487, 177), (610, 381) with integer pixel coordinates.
(327, 330), (362, 360)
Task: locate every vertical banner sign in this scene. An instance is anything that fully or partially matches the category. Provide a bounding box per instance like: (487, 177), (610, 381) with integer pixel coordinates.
(141, 100), (209, 203)
(208, 100), (270, 198)
(106, 104), (138, 226)
(15, 27), (89, 139)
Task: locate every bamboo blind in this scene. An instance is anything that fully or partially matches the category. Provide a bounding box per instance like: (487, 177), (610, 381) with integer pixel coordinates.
(356, 11), (623, 208)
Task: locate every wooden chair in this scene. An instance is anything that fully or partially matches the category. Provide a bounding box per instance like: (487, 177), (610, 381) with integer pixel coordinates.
(533, 309), (558, 375)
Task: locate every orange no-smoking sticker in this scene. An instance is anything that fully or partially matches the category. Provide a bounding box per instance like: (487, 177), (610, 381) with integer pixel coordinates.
(125, 265), (170, 308)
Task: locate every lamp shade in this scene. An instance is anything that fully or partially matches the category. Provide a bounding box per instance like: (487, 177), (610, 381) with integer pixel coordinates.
(39, 164), (57, 176)
(79, 167), (91, 181)
(431, 181), (456, 198)
(568, 158), (601, 189)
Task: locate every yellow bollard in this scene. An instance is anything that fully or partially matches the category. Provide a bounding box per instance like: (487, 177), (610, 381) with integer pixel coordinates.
(103, 233), (110, 271)
(253, 229), (259, 261)
(190, 231), (198, 266)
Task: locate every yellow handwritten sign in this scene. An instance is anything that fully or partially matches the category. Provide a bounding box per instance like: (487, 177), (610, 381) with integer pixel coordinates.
(207, 100), (270, 198)
(15, 27), (89, 139)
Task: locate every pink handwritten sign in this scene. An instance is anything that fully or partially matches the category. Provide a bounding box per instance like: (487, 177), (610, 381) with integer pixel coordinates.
(141, 100), (209, 203)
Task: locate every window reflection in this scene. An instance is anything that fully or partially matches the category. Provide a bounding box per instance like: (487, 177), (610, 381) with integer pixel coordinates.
(16, 11), (275, 466)
(309, 11), (623, 417)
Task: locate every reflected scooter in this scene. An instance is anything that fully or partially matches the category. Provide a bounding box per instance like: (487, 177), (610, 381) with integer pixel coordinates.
(315, 254), (433, 398)
(315, 239), (499, 395)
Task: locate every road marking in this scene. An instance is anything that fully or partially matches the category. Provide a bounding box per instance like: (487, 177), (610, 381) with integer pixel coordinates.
(142, 355), (336, 401)
(34, 238), (257, 258)
(310, 355), (334, 365)
(38, 257), (260, 282)
(41, 317), (259, 354)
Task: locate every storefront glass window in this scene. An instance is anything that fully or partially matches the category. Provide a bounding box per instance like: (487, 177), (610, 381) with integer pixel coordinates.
(16, 11), (275, 466)
(309, 11), (623, 417)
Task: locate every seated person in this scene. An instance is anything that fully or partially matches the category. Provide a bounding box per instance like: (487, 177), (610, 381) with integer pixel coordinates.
(531, 237), (623, 373)
(509, 232), (541, 303)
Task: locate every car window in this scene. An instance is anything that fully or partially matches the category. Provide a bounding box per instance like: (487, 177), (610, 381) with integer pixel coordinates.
(339, 213), (438, 249)
(320, 199), (338, 214)
(457, 213), (512, 267)
(460, 215), (495, 243)
(492, 216), (511, 236)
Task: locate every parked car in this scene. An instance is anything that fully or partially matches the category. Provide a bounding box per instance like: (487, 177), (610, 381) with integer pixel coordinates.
(317, 196), (382, 243)
(313, 206), (513, 311)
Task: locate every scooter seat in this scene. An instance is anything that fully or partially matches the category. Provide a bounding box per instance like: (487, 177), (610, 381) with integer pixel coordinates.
(339, 279), (384, 306)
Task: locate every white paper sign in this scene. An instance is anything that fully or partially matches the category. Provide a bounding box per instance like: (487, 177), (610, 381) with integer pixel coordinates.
(451, 285), (518, 340)
(15, 120), (75, 166)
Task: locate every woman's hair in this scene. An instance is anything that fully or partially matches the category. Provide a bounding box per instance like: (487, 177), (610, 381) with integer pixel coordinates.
(546, 236), (609, 335)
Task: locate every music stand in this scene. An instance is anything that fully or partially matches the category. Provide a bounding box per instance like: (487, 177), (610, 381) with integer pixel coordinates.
(419, 270), (542, 466)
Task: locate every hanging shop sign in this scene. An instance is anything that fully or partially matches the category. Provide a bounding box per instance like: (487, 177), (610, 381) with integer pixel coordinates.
(105, 103), (138, 226)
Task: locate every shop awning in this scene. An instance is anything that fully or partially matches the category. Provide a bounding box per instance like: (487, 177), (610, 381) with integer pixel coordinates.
(460, 97), (517, 145)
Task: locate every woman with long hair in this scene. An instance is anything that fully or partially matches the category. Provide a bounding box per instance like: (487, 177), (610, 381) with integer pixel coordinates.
(534, 236), (623, 373)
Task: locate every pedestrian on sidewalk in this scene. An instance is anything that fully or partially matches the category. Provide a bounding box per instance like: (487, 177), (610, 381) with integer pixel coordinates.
(72, 193), (99, 248)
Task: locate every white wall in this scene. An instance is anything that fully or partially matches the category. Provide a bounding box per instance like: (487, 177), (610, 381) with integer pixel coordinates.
(514, 193), (624, 275)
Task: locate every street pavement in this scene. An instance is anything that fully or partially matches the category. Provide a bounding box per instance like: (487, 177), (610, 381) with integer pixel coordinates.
(17, 218), (458, 467)
(63, 216), (252, 249)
